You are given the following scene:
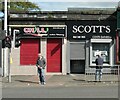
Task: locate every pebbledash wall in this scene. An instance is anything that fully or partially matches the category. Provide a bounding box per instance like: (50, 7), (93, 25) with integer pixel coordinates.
(8, 8), (118, 75)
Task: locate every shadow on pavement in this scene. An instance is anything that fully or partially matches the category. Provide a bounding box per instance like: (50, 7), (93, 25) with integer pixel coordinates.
(15, 80), (38, 84)
(87, 80), (118, 83)
(73, 79), (86, 82)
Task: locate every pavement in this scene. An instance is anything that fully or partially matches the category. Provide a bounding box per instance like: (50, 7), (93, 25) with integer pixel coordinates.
(2, 74), (118, 88)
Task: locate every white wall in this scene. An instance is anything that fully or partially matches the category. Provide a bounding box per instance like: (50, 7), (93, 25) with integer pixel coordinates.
(11, 48), (37, 75)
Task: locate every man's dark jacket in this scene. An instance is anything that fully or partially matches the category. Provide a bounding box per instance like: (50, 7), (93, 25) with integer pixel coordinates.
(36, 56), (46, 69)
(95, 56), (103, 69)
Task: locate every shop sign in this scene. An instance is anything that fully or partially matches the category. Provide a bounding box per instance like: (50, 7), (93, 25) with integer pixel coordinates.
(11, 26), (66, 38)
(24, 27), (49, 34)
(72, 25), (111, 34)
(67, 20), (116, 40)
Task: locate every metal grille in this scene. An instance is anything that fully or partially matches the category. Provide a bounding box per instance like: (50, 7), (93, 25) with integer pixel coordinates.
(85, 65), (120, 82)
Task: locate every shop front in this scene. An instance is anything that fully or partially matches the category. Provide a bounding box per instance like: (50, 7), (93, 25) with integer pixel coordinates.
(66, 20), (116, 74)
(10, 25), (67, 75)
(7, 8), (118, 75)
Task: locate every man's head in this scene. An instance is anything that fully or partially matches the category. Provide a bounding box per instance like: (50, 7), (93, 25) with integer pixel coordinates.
(38, 53), (42, 57)
(96, 55), (100, 58)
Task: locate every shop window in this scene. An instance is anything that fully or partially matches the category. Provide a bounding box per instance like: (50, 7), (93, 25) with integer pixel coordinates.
(92, 43), (110, 64)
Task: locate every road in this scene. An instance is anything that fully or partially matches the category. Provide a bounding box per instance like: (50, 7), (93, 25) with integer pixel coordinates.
(2, 85), (118, 98)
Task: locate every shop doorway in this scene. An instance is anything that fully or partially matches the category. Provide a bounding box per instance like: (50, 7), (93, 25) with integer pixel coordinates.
(47, 39), (62, 72)
(70, 60), (85, 74)
(70, 42), (85, 74)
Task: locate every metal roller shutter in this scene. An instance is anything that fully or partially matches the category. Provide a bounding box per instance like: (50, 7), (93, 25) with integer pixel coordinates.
(20, 39), (39, 65)
(70, 42), (85, 60)
(47, 39), (62, 72)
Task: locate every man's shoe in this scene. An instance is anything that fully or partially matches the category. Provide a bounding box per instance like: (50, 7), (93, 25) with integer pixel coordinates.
(43, 82), (46, 85)
(41, 82), (44, 85)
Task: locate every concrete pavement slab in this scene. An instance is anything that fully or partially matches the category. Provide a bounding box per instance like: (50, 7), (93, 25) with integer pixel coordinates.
(2, 74), (118, 88)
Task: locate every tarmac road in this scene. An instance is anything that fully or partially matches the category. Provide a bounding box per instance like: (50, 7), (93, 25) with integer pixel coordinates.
(2, 85), (118, 98)
(2, 75), (119, 99)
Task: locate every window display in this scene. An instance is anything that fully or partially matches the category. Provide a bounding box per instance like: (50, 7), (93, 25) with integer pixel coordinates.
(92, 43), (110, 64)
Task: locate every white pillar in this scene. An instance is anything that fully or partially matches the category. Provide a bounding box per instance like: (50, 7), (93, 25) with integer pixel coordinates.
(90, 41), (92, 66)
(41, 38), (47, 73)
(110, 40), (113, 65)
(62, 38), (67, 75)
(66, 40), (70, 74)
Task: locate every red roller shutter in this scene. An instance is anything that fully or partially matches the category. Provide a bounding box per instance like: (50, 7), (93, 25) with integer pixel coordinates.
(20, 39), (39, 65)
(47, 39), (62, 72)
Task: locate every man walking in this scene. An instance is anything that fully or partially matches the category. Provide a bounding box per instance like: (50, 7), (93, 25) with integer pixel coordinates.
(36, 53), (46, 85)
(95, 54), (103, 82)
